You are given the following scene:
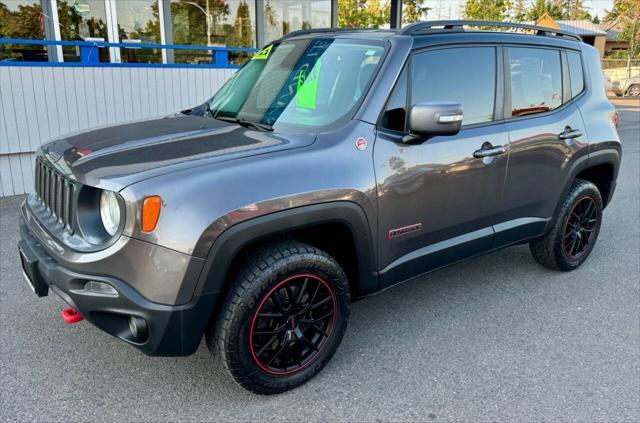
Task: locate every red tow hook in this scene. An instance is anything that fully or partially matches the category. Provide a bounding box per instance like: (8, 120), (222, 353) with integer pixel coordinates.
(61, 307), (84, 324)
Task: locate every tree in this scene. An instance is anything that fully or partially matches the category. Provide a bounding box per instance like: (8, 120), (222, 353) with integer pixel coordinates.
(560, 0), (592, 20)
(0, 3), (44, 39)
(605, 0), (640, 77)
(0, 3), (46, 61)
(463, 0), (512, 21)
(402, 0), (430, 24)
(231, 1), (253, 47)
(338, 0), (389, 28)
(512, 0), (528, 22)
(525, 0), (565, 21)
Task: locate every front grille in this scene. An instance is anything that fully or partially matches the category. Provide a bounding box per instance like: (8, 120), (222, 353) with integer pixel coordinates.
(35, 157), (75, 232)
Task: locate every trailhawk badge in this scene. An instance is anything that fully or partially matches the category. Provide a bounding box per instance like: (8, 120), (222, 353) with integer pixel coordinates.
(355, 137), (367, 151)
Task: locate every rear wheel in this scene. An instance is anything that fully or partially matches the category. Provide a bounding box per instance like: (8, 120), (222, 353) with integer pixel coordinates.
(530, 179), (603, 271)
(207, 241), (350, 394)
(627, 84), (640, 97)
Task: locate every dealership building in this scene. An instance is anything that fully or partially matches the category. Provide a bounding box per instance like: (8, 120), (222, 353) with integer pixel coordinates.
(1, 1), (415, 196)
(1, 1), (414, 64)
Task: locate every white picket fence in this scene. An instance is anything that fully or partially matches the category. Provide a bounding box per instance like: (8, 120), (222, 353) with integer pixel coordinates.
(0, 66), (235, 196)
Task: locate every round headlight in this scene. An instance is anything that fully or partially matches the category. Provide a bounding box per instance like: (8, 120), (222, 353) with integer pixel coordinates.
(100, 190), (121, 236)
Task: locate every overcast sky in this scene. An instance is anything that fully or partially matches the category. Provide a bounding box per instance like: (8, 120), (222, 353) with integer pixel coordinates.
(425, 0), (613, 20)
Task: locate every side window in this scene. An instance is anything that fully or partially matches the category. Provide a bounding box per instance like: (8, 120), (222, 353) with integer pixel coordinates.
(380, 66), (408, 132)
(411, 47), (496, 126)
(509, 47), (562, 117)
(567, 51), (585, 99)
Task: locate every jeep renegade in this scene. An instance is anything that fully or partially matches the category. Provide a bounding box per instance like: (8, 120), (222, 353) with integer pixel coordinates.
(18, 21), (621, 394)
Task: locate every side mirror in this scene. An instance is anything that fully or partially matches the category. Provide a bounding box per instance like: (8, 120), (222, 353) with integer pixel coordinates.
(403, 102), (463, 143)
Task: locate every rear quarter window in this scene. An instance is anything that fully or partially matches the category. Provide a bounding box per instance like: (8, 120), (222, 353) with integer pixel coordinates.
(567, 51), (585, 99)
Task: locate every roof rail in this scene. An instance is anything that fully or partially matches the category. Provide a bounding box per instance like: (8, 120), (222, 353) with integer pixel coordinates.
(281, 27), (391, 39)
(399, 20), (582, 41)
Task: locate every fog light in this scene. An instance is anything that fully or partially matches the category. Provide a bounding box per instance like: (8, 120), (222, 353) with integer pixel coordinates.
(84, 281), (118, 297)
(71, 281), (118, 297)
(128, 316), (148, 342)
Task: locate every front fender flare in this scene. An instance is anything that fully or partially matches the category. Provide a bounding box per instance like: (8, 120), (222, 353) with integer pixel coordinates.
(193, 201), (378, 304)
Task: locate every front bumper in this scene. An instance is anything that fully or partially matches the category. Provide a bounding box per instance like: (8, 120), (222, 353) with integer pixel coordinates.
(18, 217), (217, 356)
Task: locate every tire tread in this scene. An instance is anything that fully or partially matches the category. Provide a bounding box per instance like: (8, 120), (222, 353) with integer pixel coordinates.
(207, 240), (348, 394)
(529, 178), (602, 271)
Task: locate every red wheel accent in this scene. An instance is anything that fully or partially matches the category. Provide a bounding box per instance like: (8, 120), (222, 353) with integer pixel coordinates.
(562, 196), (599, 260)
(249, 274), (337, 375)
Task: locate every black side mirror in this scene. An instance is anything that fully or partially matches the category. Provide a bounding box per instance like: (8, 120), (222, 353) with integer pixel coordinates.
(403, 102), (463, 143)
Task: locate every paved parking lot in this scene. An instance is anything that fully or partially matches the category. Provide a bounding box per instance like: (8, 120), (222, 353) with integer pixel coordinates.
(1, 99), (638, 422)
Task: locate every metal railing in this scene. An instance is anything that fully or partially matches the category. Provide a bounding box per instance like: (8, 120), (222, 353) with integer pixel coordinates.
(0, 38), (258, 68)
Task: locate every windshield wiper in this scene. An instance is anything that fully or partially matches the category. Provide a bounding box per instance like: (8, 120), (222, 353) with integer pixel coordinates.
(213, 116), (273, 132)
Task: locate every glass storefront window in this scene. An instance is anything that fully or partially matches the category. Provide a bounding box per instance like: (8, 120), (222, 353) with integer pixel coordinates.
(170, 0), (256, 65)
(116, 0), (161, 63)
(0, 1), (47, 61)
(264, 0), (330, 42)
(57, 1), (109, 62)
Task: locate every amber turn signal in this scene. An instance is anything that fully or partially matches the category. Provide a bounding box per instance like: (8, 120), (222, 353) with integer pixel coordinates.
(141, 196), (161, 232)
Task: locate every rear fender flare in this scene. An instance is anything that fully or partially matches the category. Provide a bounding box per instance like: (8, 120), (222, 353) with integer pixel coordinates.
(546, 147), (620, 232)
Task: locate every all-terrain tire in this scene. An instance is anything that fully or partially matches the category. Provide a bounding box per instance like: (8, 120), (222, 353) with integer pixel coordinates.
(529, 179), (603, 271)
(206, 240), (350, 395)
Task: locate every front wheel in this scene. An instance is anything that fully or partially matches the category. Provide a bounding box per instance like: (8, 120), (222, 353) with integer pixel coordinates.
(530, 179), (603, 271)
(207, 241), (350, 394)
(627, 84), (640, 97)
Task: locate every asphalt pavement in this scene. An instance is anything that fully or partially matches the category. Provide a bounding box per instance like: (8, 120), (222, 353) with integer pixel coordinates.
(1, 99), (638, 422)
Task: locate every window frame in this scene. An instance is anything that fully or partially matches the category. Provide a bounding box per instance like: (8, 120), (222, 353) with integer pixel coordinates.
(376, 42), (589, 136)
(376, 60), (411, 134)
(209, 37), (391, 134)
(377, 43), (504, 136)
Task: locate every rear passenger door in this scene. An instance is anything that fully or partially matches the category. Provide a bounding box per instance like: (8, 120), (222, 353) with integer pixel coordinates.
(375, 46), (509, 286)
(497, 46), (588, 245)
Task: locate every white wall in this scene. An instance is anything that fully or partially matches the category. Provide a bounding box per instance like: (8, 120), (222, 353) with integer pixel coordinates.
(0, 66), (235, 196)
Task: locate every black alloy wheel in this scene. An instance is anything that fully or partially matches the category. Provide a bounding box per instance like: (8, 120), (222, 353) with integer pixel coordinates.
(530, 179), (603, 271)
(249, 274), (336, 374)
(208, 241), (350, 394)
(562, 196), (599, 260)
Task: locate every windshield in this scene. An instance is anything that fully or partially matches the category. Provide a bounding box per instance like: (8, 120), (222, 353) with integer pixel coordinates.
(207, 38), (386, 132)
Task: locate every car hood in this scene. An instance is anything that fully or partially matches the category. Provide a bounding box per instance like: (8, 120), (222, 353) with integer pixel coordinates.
(39, 114), (315, 190)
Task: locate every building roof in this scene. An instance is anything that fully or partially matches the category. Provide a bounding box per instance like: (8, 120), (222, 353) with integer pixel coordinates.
(556, 20), (607, 36)
(606, 28), (621, 41)
(528, 16), (607, 37)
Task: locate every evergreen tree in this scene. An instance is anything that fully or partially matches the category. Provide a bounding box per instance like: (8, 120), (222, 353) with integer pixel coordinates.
(512, 0), (528, 22)
(402, 0), (430, 24)
(232, 0), (253, 47)
(463, 0), (512, 21)
(562, 0), (592, 20)
(525, 0), (565, 21)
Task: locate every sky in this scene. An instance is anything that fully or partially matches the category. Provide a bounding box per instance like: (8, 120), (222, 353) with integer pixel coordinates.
(424, 0), (614, 20)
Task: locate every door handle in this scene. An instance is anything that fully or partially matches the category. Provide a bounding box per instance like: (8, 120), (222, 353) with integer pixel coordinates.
(473, 145), (506, 158)
(558, 128), (583, 140)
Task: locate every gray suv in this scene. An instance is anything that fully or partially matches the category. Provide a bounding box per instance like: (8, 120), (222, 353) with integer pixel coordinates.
(18, 21), (621, 394)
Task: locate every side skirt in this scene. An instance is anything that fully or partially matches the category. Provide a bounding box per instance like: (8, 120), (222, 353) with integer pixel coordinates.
(375, 217), (549, 294)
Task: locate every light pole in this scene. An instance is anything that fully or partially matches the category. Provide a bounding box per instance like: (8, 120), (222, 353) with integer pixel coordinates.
(181, 0), (214, 46)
